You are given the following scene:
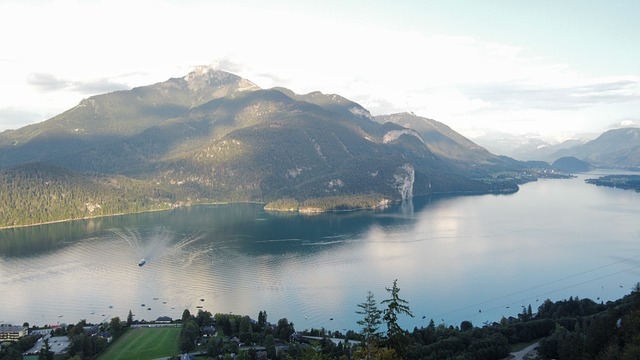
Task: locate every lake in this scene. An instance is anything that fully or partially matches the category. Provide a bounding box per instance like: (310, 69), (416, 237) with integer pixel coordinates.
(1, 170), (639, 332)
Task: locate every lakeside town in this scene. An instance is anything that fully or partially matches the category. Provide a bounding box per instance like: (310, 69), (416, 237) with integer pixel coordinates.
(2, 283), (640, 360)
(0, 309), (356, 360)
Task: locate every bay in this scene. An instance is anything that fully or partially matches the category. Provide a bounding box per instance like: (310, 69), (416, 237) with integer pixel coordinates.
(1, 170), (639, 332)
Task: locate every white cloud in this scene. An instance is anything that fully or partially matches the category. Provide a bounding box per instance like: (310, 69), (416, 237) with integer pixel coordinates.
(619, 119), (638, 127)
(0, 0), (638, 141)
(609, 118), (639, 129)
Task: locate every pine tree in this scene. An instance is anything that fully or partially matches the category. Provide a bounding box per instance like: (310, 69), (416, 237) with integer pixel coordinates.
(382, 279), (413, 357)
(38, 338), (54, 360)
(356, 291), (382, 359)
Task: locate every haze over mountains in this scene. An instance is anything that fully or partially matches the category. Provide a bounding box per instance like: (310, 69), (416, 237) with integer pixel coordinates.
(549, 128), (640, 168)
(0, 67), (637, 227)
(473, 128), (640, 168)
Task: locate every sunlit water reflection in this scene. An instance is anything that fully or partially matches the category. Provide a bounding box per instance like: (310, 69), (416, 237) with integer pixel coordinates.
(1, 170), (639, 332)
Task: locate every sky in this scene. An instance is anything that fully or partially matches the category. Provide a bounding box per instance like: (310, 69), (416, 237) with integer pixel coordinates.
(0, 0), (639, 142)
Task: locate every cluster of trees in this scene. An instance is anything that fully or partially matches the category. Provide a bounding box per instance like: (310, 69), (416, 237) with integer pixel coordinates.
(353, 283), (640, 360)
(586, 175), (640, 192)
(0, 163), (175, 228)
(351, 279), (511, 359)
(62, 317), (125, 360)
(265, 195), (388, 213)
(354, 280), (416, 359)
(535, 291), (640, 359)
(179, 309), (206, 353)
(179, 308), (300, 359)
(53, 317), (125, 360)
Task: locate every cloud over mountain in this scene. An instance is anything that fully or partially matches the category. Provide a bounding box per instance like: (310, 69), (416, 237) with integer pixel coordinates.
(28, 72), (130, 94)
(462, 78), (640, 111)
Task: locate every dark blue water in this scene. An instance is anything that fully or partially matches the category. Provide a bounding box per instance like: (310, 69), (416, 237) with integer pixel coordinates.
(1, 170), (639, 332)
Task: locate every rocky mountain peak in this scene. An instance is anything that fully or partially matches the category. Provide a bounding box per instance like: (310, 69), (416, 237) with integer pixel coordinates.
(183, 66), (259, 93)
(184, 65), (229, 82)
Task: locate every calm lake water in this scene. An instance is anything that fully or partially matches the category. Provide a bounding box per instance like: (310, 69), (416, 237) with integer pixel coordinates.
(1, 170), (639, 332)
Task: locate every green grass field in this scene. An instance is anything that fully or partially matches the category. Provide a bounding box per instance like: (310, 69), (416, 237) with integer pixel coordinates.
(98, 326), (181, 360)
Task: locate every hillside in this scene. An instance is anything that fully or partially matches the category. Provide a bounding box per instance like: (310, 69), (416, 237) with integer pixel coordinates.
(551, 156), (591, 173)
(374, 113), (519, 172)
(0, 67), (258, 168)
(550, 127), (640, 168)
(0, 163), (179, 228)
(0, 67), (530, 227)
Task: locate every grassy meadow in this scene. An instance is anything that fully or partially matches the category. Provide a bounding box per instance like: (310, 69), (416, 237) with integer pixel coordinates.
(98, 326), (181, 360)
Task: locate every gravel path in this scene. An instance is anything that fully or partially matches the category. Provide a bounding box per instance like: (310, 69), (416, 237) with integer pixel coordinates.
(509, 342), (539, 360)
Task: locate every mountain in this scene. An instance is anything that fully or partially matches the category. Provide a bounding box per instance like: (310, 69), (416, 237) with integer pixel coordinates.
(375, 112), (500, 164)
(0, 67), (530, 227)
(471, 132), (587, 161)
(549, 128), (640, 168)
(0, 66), (259, 168)
(373, 113), (538, 177)
(551, 156), (592, 173)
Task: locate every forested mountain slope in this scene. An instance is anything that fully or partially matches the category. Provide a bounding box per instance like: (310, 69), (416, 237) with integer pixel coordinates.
(0, 67), (529, 227)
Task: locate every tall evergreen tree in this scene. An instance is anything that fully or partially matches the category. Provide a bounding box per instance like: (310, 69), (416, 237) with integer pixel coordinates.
(38, 338), (54, 360)
(258, 310), (267, 328)
(356, 291), (382, 359)
(382, 279), (413, 358)
(182, 309), (192, 322)
(109, 317), (123, 338)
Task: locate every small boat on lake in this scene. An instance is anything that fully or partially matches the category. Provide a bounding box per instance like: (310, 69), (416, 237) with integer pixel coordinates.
(138, 258), (146, 266)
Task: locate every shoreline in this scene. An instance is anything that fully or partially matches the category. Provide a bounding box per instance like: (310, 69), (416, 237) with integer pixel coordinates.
(0, 186), (521, 230)
(0, 207), (176, 230)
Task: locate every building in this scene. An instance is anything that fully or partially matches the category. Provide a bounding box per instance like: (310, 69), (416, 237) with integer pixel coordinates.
(0, 325), (28, 341)
(156, 316), (172, 323)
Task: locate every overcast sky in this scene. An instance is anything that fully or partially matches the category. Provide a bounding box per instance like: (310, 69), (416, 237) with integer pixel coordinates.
(1, 0), (639, 141)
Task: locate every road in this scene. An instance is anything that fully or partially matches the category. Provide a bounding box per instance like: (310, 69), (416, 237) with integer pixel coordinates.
(508, 341), (539, 360)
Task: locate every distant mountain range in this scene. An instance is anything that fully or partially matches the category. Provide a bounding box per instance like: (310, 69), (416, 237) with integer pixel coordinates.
(472, 132), (587, 161)
(0, 67), (562, 227)
(549, 128), (640, 168)
(473, 128), (640, 169)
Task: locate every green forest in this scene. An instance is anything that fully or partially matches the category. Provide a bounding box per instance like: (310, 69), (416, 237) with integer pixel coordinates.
(0, 163), (177, 228)
(0, 157), (513, 228)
